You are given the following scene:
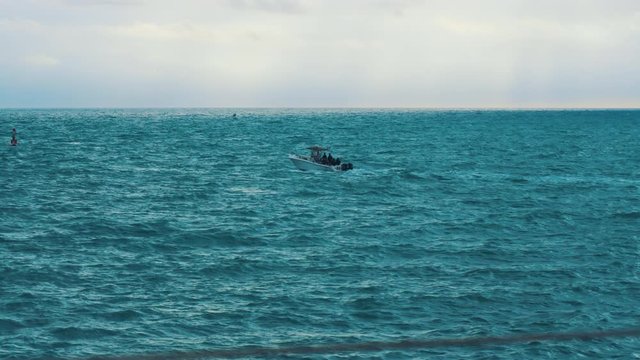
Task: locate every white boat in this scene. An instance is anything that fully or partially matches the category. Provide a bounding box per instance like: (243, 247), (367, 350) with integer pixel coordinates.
(289, 146), (353, 172)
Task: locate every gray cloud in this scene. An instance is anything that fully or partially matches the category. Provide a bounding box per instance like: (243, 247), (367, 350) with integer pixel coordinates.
(222, 0), (308, 14)
(1, 0), (639, 107)
(53, 0), (142, 6)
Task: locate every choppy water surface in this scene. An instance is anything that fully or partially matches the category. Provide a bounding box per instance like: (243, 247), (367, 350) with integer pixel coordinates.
(1, 109), (639, 359)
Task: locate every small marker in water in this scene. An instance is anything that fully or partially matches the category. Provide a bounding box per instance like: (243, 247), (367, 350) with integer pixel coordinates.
(10, 128), (17, 146)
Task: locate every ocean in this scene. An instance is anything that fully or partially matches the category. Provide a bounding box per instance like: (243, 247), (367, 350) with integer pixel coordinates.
(1, 109), (639, 359)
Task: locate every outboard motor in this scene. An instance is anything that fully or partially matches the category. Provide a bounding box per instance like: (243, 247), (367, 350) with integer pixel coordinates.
(340, 163), (354, 171)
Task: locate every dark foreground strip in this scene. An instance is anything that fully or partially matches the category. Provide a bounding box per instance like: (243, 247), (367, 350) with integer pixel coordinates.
(93, 327), (640, 360)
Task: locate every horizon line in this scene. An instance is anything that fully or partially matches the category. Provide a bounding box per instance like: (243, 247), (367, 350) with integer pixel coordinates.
(2, 106), (640, 111)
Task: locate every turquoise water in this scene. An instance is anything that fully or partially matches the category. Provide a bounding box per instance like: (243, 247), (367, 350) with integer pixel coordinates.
(1, 109), (639, 359)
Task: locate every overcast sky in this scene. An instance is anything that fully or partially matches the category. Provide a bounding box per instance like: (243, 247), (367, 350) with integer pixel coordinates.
(1, 0), (639, 107)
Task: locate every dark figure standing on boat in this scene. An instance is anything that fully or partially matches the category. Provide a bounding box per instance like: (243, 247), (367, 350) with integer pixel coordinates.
(10, 128), (17, 146)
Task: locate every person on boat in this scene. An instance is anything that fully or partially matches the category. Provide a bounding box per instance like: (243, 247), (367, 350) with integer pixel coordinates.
(327, 153), (334, 165)
(321, 153), (328, 164)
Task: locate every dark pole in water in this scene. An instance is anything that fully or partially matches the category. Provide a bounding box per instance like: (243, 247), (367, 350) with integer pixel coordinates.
(10, 128), (17, 146)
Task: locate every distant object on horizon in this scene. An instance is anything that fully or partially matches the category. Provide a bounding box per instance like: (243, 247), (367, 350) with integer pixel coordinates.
(289, 145), (354, 172)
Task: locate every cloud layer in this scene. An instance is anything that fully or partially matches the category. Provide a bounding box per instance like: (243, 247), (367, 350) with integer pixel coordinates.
(1, 0), (639, 107)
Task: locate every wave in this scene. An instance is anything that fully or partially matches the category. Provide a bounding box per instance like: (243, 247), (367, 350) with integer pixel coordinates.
(611, 211), (640, 219)
(50, 326), (119, 341)
(0, 318), (25, 333)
